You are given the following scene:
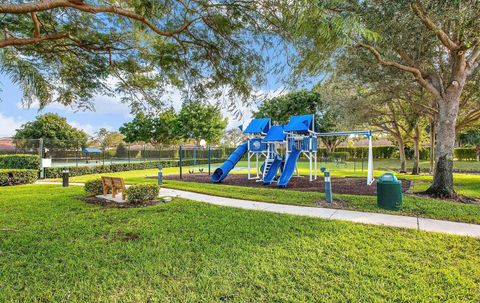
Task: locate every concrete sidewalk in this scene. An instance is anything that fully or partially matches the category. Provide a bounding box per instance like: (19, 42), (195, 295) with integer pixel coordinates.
(36, 181), (480, 238)
(160, 188), (480, 238)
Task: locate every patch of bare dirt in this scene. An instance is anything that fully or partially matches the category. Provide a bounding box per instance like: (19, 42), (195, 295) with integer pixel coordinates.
(113, 231), (140, 242)
(165, 173), (412, 196)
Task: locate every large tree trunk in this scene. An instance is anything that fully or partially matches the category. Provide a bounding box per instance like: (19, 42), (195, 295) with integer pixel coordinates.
(426, 91), (461, 197)
(397, 136), (407, 173)
(429, 120), (435, 174)
(412, 125), (420, 175)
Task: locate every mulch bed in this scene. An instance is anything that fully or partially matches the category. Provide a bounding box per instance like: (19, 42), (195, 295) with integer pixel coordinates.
(165, 173), (412, 196)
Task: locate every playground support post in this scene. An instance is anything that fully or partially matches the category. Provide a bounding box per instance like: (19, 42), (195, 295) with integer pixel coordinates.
(247, 151), (251, 179)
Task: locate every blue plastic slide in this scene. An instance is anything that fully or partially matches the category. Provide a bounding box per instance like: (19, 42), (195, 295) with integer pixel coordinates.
(211, 142), (248, 183)
(277, 147), (302, 188)
(262, 156), (283, 185)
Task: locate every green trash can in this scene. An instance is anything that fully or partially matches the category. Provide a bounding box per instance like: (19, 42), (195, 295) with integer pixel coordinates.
(377, 173), (403, 210)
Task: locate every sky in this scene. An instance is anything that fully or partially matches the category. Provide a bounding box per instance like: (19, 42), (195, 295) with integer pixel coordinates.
(0, 73), (289, 138)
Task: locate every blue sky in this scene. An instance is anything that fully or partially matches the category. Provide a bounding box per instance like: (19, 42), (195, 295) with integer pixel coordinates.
(0, 74), (132, 137)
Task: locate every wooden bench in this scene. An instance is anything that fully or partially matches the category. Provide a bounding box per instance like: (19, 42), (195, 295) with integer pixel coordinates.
(101, 176), (127, 199)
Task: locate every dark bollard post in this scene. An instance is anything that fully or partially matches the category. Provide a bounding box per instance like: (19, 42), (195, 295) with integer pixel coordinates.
(157, 165), (163, 185)
(62, 168), (69, 187)
(179, 145), (183, 179)
(321, 167), (332, 204)
(324, 171), (332, 203)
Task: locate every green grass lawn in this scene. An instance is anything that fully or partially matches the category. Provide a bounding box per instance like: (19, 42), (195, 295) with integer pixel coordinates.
(1, 185), (479, 302)
(60, 162), (480, 198)
(162, 180), (480, 224)
(56, 162), (480, 224)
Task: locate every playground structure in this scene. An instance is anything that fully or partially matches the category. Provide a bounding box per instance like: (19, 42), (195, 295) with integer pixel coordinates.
(211, 114), (374, 188)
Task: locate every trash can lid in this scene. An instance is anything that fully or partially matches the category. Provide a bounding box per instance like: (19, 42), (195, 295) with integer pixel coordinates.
(378, 173), (400, 184)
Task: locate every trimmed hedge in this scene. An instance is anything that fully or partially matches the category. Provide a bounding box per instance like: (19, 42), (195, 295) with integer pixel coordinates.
(127, 184), (160, 204)
(44, 158), (227, 178)
(84, 179), (104, 196)
(455, 148), (477, 161)
(319, 146), (476, 161)
(318, 146), (397, 159)
(0, 154), (40, 169)
(0, 169), (38, 186)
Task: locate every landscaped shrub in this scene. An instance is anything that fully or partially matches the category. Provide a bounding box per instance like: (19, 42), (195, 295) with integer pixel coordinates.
(84, 179), (104, 196)
(0, 154), (40, 169)
(0, 169), (38, 186)
(126, 184), (160, 204)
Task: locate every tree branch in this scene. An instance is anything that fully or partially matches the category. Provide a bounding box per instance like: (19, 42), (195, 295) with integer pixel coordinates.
(357, 42), (442, 99)
(457, 108), (480, 130)
(467, 46), (480, 67)
(31, 12), (40, 38)
(410, 0), (459, 51)
(0, 32), (69, 48)
(396, 48), (428, 78)
(0, 0), (197, 38)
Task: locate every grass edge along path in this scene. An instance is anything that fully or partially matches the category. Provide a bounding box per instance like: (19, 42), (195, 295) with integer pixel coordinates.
(46, 166), (480, 225)
(161, 180), (480, 225)
(1, 185), (480, 302)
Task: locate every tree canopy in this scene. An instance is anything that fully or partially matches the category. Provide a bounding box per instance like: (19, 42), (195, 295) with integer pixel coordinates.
(92, 128), (124, 148)
(254, 89), (347, 152)
(14, 112), (88, 147)
(120, 108), (178, 146)
(175, 101), (227, 144)
(273, 0), (480, 196)
(0, 0), (264, 112)
(120, 103), (227, 145)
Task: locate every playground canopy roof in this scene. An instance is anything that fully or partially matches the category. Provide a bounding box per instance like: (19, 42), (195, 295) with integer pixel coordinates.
(283, 114), (315, 134)
(82, 147), (102, 153)
(243, 118), (271, 134)
(263, 125), (286, 142)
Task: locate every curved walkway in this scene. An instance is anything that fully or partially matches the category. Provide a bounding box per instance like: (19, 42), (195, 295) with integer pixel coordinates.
(36, 181), (480, 238)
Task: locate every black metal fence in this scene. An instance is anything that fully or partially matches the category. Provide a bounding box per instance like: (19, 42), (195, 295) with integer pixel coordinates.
(0, 138), (236, 167)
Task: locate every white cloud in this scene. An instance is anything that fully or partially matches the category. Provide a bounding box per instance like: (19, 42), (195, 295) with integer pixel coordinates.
(17, 94), (131, 116)
(0, 113), (25, 137)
